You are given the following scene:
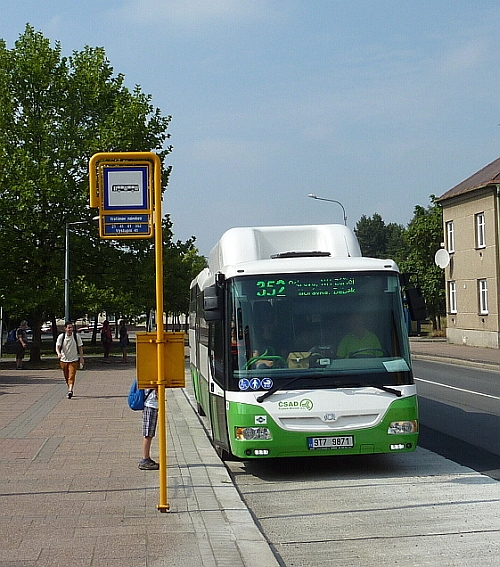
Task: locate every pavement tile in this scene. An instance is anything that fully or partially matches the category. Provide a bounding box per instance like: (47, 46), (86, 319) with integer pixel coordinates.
(0, 356), (280, 567)
(5, 338), (489, 566)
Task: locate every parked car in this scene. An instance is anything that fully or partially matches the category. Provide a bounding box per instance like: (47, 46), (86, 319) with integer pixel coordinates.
(78, 324), (102, 334)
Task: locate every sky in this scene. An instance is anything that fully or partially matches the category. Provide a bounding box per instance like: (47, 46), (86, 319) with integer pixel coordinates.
(3, 1), (500, 257)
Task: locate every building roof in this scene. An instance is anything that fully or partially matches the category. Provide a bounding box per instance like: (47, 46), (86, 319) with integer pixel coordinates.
(438, 155), (500, 202)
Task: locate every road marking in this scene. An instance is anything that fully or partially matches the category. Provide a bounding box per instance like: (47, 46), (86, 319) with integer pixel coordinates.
(415, 377), (500, 401)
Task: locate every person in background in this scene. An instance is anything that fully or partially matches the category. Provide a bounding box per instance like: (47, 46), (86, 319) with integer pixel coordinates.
(15, 320), (29, 370)
(139, 387), (159, 470)
(55, 322), (84, 399)
(101, 320), (113, 362)
(119, 320), (129, 363)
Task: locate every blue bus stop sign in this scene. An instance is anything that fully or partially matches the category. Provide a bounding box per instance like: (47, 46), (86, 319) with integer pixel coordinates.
(98, 164), (153, 239)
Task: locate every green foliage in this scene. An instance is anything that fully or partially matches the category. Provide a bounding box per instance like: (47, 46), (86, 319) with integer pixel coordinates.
(385, 223), (410, 266)
(354, 213), (409, 265)
(164, 231), (207, 318)
(0, 25), (204, 356)
(354, 199), (445, 330)
(398, 196), (445, 328)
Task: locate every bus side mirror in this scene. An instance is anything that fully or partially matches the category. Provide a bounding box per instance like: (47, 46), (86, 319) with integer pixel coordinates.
(204, 284), (223, 321)
(400, 272), (427, 321)
(405, 287), (427, 321)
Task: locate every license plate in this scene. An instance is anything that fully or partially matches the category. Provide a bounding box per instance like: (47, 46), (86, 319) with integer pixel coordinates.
(307, 436), (354, 450)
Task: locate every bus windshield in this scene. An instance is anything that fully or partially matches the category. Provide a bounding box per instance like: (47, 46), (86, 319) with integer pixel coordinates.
(228, 272), (412, 391)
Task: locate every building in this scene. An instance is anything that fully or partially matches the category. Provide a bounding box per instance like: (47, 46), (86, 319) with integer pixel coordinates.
(437, 156), (500, 348)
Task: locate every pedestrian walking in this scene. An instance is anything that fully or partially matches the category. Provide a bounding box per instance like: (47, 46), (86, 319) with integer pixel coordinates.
(55, 322), (84, 399)
(101, 320), (113, 362)
(139, 388), (159, 470)
(15, 320), (29, 369)
(119, 320), (129, 363)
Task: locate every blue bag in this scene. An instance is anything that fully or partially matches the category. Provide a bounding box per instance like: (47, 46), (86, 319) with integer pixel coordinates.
(127, 379), (145, 411)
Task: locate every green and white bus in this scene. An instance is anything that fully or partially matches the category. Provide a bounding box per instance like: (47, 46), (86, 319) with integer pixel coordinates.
(189, 224), (423, 459)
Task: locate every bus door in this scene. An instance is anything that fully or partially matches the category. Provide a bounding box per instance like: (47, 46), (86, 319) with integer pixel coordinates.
(208, 320), (231, 452)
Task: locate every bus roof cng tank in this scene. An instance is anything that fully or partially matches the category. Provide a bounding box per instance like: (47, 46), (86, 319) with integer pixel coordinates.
(209, 224), (362, 273)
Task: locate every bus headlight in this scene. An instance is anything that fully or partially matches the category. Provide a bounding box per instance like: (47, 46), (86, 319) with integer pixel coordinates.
(388, 420), (418, 434)
(235, 427), (272, 441)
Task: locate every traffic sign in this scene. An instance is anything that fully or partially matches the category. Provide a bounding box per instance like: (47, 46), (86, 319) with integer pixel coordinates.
(103, 166), (149, 211)
(89, 156), (154, 239)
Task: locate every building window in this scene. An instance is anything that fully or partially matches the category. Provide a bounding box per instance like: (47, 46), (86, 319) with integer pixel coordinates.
(478, 279), (488, 314)
(475, 212), (485, 248)
(448, 281), (457, 314)
(446, 221), (455, 253)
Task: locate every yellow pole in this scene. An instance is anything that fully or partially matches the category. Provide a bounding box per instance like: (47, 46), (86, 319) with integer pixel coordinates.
(89, 151), (168, 511)
(152, 154), (169, 512)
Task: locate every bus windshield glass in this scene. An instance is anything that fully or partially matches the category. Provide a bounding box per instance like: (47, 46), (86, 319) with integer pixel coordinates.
(228, 272), (412, 391)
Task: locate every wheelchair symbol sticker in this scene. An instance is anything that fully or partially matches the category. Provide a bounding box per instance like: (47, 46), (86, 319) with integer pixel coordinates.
(238, 379), (250, 391)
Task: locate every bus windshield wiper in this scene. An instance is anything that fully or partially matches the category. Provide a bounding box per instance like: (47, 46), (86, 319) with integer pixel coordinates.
(337, 382), (403, 398)
(340, 382), (402, 397)
(256, 378), (402, 403)
(256, 375), (324, 403)
(375, 385), (402, 397)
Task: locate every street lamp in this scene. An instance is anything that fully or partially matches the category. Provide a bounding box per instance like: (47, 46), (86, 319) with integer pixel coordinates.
(308, 194), (347, 226)
(64, 218), (98, 322)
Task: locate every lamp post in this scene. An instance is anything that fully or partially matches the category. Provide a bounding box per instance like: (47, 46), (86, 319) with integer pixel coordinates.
(64, 218), (98, 322)
(307, 193), (347, 226)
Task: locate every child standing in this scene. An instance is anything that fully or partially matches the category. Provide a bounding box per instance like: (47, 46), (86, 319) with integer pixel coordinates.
(139, 388), (159, 470)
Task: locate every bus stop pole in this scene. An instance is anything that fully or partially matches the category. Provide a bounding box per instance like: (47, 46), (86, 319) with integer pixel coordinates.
(152, 156), (169, 512)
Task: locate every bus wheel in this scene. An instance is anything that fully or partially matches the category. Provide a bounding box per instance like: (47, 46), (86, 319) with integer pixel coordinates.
(197, 402), (206, 416)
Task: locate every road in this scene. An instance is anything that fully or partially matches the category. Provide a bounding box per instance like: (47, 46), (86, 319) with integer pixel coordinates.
(222, 358), (500, 566)
(413, 358), (500, 480)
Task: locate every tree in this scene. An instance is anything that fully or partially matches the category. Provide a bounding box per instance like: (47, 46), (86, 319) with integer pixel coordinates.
(399, 196), (445, 331)
(354, 213), (409, 265)
(67, 216), (205, 339)
(385, 222), (410, 267)
(0, 25), (172, 360)
(355, 213), (387, 257)
(163, 229), (207, 329)
(353, 203), (445, 331)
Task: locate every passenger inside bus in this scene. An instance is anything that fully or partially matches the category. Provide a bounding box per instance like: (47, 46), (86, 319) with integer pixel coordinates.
(336, 313), (383, 358)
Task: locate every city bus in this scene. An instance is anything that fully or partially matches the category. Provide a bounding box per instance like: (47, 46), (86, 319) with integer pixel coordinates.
(189, 224), (424, 459)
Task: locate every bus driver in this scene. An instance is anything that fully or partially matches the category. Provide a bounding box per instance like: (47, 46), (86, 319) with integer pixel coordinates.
(336, 313), (382, 358)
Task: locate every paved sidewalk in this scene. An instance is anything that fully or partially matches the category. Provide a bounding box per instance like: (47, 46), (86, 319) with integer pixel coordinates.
(1, 339), (497, 566)
(410, 336), (500, 370)
(0, 357), (279, 567)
